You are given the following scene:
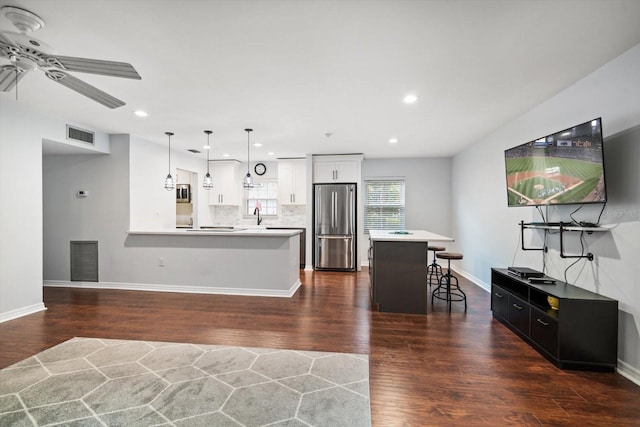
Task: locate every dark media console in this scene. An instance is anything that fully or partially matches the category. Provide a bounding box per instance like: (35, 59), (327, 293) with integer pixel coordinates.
(491, 268), (618, 371)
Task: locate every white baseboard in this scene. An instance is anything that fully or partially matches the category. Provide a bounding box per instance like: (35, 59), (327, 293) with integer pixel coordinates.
(453, 267), (490, 292)
(0, 303), (47, 323)
(44, 279), (302, 298)
(617, 359), (640, 387)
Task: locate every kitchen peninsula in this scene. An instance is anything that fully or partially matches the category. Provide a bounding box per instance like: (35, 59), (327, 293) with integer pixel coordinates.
(369, 230), (454, 314)
(123, 228), (302, 297)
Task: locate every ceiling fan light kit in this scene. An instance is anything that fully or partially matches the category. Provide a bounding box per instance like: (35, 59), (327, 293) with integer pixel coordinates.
(2, 7), (44, 34)
(0, 6), (141, 108)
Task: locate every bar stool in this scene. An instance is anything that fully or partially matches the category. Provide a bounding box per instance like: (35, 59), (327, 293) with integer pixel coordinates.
(426, 246), (445, 287)
(431, 252), (467, 312)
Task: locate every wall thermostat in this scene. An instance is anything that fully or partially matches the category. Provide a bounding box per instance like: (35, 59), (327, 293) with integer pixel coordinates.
(76, 190), (88, 198)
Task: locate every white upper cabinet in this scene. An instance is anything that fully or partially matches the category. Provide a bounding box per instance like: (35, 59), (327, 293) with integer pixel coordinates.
(208, 161), (241, 206)
(278, 159), (306, 205)
(175, 169), (192, 185)
(313, 155), (362, 183)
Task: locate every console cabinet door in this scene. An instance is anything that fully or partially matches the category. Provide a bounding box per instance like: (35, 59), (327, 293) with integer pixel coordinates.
(530, 307), (559, 358)
(508, 294), (530, 337)
(491, 285), (510, 320)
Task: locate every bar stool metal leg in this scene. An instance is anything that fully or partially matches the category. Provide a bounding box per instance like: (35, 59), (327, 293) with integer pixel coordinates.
(431, 254), (467, 312)
(426, 247), (444, 287)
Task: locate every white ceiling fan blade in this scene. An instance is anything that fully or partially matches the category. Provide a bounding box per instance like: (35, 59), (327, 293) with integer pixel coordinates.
(0, 65), (26, 91)
(47, 55), (141, 80)
(45, 70), (125, 109)
(0, 30), (19, 49)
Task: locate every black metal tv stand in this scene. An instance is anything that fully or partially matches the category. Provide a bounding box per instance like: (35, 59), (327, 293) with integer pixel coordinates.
(519, 221), (609, 261)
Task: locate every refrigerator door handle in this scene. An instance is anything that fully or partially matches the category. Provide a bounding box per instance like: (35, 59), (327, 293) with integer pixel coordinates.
(349, 187), (354, 235)
(331, 191), (336, 229)
(318, 235), (351, 239)
(335, 192), (339, 230)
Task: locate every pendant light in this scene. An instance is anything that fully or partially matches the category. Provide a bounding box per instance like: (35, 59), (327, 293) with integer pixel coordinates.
(203, 130), (213, 189)
(164, 131), (175, 191)
(242, 128), (262, 188)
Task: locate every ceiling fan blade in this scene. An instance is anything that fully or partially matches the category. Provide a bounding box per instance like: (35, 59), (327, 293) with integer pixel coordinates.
(46, 55), (141, 80)
(45, 70), (125, 109)
(0, 30), (19, 49)
(0, 65), (26, 91)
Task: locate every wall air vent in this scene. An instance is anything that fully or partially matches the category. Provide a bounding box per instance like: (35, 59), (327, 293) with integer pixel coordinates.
(70, 241), (98, 282)
(66, 125), (95, 145)
(187, 149), (201, 154)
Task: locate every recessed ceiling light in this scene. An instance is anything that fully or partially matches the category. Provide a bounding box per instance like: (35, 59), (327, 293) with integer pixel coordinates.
(222, 153), (230, 157)
(253, 143), (263, 147)
(268, 152), (275, 156)
(403, 94), (418, 104)
(202, 145), (210, 150)
(389, 138), (398, 144)
(133, 110), (148, 117)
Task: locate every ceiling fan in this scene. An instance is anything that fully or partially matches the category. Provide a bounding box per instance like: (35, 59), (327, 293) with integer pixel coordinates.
(0, 6), (141, 108)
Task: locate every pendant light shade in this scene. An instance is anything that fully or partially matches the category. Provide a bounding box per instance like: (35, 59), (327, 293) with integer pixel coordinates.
(164, 131), (175, 191)
(203, 130), (213, 190)
(243, 128), (255, 188)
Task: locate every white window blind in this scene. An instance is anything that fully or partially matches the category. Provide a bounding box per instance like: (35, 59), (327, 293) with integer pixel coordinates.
(364, 179), (405, 231)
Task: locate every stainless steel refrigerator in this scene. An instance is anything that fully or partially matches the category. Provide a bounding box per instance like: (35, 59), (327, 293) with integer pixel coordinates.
(314, 183), (356, 271)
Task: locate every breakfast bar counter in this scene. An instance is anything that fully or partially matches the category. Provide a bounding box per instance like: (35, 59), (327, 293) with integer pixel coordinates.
(96, 228), (304, 297)
(368, 230), (454, 314)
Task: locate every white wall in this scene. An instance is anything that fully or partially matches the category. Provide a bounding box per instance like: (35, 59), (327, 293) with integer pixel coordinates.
(43, 137), (130, 282)
(452, 43), (640, 381)
(0, 100), (110, 321)
(129, 135), (213, 230)
(44, 132), (220, 281)
(360, 157), (452, 264)
(0, 101), (45, 321)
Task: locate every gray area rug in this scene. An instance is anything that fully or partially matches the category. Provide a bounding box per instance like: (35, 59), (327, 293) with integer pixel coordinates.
(0, 338), (371, 427)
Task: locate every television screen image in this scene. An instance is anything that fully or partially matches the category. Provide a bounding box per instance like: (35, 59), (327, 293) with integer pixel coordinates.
(504, 118), (607, 207)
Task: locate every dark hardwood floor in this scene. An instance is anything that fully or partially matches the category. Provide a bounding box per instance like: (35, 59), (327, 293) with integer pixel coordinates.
(1, 269), (639, 426)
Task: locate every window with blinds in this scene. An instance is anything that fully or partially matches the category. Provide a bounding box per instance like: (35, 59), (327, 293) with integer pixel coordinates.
(364, 179), (405, 232)
(245, 180), (278, 216)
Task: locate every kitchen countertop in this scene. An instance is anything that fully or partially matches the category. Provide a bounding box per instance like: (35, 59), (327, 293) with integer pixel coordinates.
(128, 228), (302, 237)
(369, 229), (454, 243)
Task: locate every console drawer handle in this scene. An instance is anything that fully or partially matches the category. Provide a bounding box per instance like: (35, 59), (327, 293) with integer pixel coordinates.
(536, 318), (549, 327)
(494, 292), (503, 298)
(512, 304), (523, 310)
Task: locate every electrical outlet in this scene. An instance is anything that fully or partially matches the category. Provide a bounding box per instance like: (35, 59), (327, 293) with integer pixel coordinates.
(158, 257), (165, 267)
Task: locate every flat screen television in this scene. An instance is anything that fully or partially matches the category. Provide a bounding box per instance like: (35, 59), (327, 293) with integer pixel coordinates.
(504, 118), (607, 207)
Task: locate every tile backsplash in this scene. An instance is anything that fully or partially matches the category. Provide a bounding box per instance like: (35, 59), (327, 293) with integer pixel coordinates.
(211, 205), (306, 227)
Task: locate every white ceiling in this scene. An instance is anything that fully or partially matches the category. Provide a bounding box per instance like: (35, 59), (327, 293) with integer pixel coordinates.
(3, 0), (640, 160)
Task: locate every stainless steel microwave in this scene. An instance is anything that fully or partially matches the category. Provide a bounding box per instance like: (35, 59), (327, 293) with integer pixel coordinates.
(176, 184), (191, 203)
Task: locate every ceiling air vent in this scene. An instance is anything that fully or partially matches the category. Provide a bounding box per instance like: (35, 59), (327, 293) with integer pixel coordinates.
(187, 149), (201, 154)
(66, 125), (95, 145)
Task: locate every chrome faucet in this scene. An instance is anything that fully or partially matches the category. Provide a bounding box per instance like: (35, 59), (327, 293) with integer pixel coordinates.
(253, 207), (262, 225)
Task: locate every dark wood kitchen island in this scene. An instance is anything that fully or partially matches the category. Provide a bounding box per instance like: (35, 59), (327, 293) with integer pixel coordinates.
(368, 230), (454, 314)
